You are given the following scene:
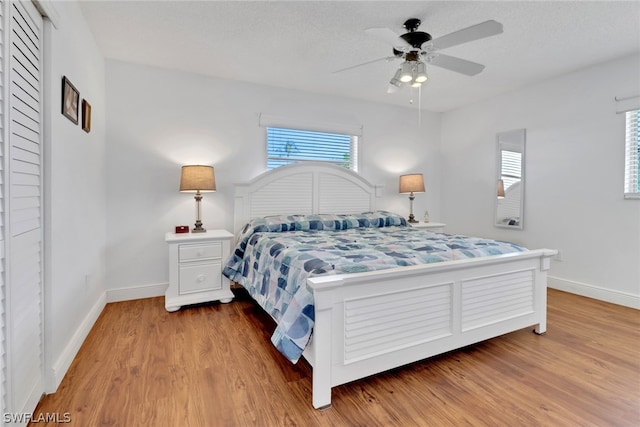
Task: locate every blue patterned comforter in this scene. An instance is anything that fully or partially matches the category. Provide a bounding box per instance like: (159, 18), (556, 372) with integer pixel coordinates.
(223, 211), (525, 363)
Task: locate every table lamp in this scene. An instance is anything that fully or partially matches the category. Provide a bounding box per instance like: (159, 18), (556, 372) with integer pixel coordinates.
(180, 165), (216, 233)
(399, 173), (425, 223)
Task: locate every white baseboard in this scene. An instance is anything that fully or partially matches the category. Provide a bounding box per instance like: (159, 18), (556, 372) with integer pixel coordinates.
(47, 292), (106, 393)
(548, 276), (639, 309)
(105, 282), (167, 303)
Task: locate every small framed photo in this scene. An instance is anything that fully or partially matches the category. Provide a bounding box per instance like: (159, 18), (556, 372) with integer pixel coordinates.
(82, 99), (92, 133)
(61, 76), (79, 124)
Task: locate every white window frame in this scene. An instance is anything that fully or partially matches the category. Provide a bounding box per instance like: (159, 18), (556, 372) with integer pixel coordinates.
(624, 109), (639, 199)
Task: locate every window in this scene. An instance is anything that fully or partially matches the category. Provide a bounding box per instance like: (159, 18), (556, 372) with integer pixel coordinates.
(624, 109), (640, 198)
(266, 127), (358, 171)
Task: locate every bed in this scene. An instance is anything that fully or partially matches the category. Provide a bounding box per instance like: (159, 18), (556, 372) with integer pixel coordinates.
(225, 162), (556, 409)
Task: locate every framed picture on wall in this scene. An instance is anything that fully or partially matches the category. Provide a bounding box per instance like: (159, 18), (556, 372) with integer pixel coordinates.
(61, 76), (79, 124)
(82, 99), (92, 133)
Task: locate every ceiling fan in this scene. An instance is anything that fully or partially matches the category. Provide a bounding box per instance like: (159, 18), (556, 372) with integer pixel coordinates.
(335, 18), (503, 91)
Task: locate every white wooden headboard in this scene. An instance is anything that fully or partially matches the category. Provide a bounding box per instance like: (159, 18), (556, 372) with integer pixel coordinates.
(234, 162), (381, 233)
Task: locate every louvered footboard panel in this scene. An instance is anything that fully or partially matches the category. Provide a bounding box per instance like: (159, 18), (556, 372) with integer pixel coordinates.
(343, 283), (453, 363)
(461, 269), (535, 331)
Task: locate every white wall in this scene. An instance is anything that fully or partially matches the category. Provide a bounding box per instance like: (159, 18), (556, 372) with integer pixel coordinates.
(43, 1), (107, 391)
(104, 61), (440, 294)
(440, 54), (640, 307)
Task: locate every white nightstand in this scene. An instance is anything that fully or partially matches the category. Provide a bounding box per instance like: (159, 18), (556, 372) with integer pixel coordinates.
(410, 222), (446, 232)
(165, 229), (234, 312)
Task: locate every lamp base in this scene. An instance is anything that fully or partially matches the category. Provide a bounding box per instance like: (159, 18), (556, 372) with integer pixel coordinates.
(192, 220), (206, 233)
(407, 193), (418, 223)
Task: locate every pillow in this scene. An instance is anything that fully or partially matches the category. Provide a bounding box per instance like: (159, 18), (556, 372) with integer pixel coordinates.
(358, 210), (407, 227)
(243, 210), (406, 235)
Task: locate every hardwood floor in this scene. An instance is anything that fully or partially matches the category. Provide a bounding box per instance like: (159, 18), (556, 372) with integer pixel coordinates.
(32, 288), (639, 426)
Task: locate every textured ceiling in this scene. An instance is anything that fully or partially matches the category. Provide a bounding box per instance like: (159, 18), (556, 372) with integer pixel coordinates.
(79, 0), (640, 112)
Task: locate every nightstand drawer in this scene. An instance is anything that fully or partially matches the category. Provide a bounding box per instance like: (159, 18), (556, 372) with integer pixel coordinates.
(179, 242), (222, 262)
(179, 261), (222, 294)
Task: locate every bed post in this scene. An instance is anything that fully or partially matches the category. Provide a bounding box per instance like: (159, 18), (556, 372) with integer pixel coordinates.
(310, 281), (335, 409)
(534, 251), (555, 335)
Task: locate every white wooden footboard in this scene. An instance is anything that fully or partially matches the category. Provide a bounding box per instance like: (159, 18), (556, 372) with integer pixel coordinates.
(303, 249), (556, 409)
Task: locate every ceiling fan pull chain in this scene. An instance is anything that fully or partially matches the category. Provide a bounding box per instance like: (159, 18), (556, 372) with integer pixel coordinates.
(418, 85), (422, 128)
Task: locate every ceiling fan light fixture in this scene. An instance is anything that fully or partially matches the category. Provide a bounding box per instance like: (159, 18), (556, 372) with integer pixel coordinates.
(414, 61), (428, 83)
(389, 68), (402, 87)
(411, 81), (422, 88)
(399, 61), (414, 83)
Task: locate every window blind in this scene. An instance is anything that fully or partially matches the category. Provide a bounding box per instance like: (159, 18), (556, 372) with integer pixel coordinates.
(267, 127), (358, 171)
(624, 109), (639, 197)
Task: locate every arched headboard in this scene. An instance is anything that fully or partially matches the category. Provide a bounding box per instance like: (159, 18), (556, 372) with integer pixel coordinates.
(233, 162), (381, 233)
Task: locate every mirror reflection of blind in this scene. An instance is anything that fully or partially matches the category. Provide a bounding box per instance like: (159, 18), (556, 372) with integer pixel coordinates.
(624, 109), (639, 194)
(501, 150), (522, 190)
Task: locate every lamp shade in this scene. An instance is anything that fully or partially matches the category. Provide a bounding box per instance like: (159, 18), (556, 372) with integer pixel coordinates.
(389, 68), (402, 88)
(497, 179), (505, 198)
(180, 165), (216, 192)
(399, 61), (414, 83)
(399, 173), (425, 194)
(414, 61), (428, 83)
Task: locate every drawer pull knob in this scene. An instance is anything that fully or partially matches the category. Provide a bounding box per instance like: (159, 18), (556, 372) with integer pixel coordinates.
(196, 274), (206, 282)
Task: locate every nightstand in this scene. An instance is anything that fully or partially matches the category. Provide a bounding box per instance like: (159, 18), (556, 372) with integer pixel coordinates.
(165, 229), (234, 312)
(410, 222), (446, 232)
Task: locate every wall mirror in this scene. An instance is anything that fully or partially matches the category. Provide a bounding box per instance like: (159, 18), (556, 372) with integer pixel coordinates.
(495, 129), (525, 229)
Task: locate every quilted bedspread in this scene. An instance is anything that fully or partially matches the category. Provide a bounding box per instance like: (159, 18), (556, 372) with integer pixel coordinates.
(223, 211), (526, 363)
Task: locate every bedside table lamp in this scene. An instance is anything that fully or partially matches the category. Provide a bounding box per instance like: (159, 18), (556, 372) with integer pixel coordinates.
(180, 165), (216, 233)
(399, 173), (425, 224)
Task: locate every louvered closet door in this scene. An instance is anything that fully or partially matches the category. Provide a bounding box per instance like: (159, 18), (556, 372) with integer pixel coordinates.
(0, 1), (5, 416)
(2, 0), (44, 416)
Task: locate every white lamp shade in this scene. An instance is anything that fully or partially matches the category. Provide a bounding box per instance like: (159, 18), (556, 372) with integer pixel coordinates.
(414, 61), (428, 83)
(389, 68), (402, 87)
(399, 62), (413, 83)
(180, 165), (216, 192)
(399, 173), (425, 194)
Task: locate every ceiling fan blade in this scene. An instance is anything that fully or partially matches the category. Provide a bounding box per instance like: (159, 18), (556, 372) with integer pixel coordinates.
(427, 53), (485, 76)
(365, 27), (411, 50)
(429, 20), (503, 51)
(332, 56), (397, 74)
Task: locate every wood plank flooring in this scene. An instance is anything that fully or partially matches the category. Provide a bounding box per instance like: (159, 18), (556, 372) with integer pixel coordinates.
(32, 288), (639, 426)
